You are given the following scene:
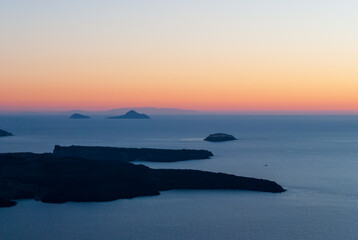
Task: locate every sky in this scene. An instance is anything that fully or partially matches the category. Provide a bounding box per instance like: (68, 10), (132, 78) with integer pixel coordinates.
(1, 0), (358, 113)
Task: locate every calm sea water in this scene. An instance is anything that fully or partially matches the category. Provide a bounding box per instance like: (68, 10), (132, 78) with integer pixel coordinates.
(0, 115), (357, 240)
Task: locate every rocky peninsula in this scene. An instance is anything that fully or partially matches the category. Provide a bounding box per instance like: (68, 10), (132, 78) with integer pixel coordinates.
(53, 145), (213, 162)
(0, 152), (285, 207)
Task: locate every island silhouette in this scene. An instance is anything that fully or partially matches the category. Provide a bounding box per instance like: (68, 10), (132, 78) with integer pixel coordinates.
(204, 133), (237, 142)
(70, 113), (90, 119)
(107, 110), (150, 119)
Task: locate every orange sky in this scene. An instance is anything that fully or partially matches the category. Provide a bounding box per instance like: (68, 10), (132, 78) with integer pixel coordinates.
(1, 1), (358, 113)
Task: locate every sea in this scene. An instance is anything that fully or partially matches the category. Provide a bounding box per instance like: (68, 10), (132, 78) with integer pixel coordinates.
(0, 115), (357, 240)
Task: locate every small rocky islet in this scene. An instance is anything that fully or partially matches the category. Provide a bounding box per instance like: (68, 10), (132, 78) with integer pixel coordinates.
(204, 133), (237, 142)
(0, 145), (285, 208)
(70, 113), (90, 119)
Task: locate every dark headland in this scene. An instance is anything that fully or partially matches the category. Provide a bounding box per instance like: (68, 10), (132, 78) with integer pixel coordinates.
(0, 199), (17, 207)
(0, 146), (285, 207)
(204, 133), (237, 142)
(0, 129), (13, 137)
(54, 145), (213, 162)
(107, 110), (150, 119)
(70, 113), (90, 119)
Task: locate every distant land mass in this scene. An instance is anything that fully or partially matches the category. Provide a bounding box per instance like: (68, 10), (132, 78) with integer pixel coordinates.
(0, 129), (13, 137)
(70, 113), (90, 119)
(1, 108), (358, 116)
(0, 107), (201, 116)
(107, 110), (150, 119)
(104, 107), (200, 115)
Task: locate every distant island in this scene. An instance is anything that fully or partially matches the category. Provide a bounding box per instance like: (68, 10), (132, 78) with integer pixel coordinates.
(104, 107), (200, 115)
(107, 110), (150, 119)
(0, 129), (13, 137)
(0, 107), (201, 116)
(0, 150), (285, 207)
(204, 133), (237, 142)
(70, 113), (90, 119)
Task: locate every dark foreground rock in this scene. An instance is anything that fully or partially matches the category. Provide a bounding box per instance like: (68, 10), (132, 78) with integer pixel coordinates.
(70, 113), (90, 119)
(107, 110), (150, 119)
(53, 145), (213, 162)
(0, 152), (285, 207)
(0, 129), (13, 137)
(0, 199), (17, 207)
(204, 133), (237, 142)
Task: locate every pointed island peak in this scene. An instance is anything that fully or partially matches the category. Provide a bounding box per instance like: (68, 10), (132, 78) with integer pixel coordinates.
(127, 110), (139, 114)
(107, 110), (150, 119)
(70, 113), (90, 119)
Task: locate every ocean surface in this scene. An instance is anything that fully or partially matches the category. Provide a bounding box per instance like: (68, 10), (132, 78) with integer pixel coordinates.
(0, 115), (357, 240)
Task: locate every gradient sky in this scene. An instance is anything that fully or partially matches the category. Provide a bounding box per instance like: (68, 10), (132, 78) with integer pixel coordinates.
(1, 0), (357, 112)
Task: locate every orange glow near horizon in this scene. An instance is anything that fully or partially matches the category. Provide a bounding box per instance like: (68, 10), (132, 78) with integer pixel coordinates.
(1, 1), (358, 113)
(2, 53), (357, 112)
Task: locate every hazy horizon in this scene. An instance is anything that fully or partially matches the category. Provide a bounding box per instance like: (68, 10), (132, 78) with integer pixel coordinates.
(0, 106), (357, 115)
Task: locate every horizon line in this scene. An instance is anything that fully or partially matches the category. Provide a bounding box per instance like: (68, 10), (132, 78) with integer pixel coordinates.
(0, 108), (357, 116)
